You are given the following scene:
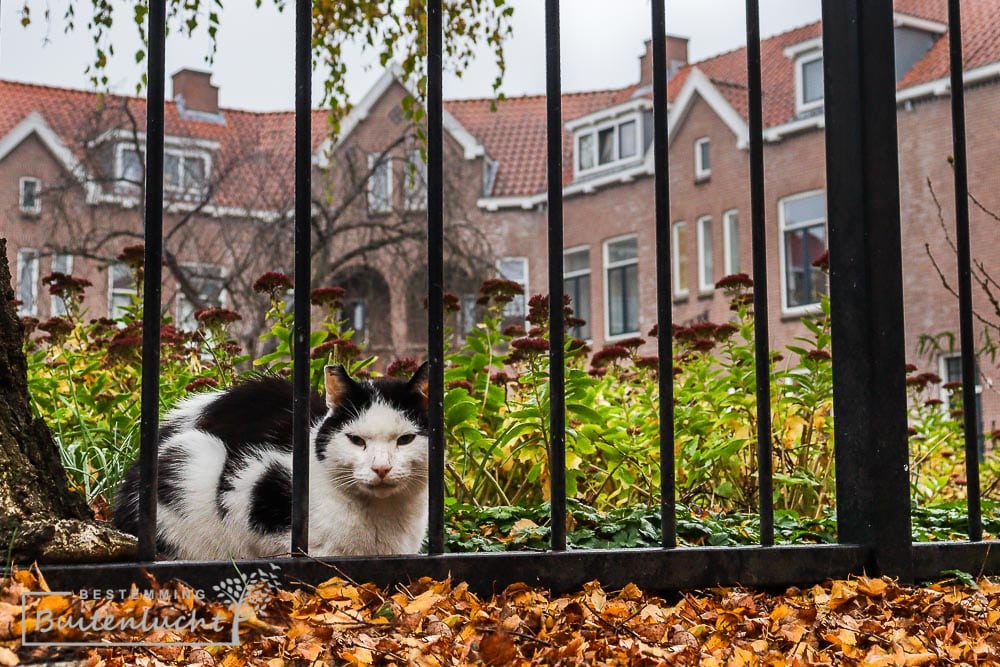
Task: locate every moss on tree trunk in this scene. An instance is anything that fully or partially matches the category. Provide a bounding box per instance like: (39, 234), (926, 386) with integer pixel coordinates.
(0, 238), (135, 563)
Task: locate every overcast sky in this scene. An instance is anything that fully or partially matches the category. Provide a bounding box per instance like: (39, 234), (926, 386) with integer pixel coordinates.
(0, 1), (821, 111)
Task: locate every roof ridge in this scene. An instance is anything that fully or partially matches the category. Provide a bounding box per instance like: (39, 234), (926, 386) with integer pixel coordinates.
(444, 86), (632, 106)
(688, 19), (822, 68)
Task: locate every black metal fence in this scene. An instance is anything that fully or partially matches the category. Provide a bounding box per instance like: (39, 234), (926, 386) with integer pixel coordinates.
(40, 0), (998, 594)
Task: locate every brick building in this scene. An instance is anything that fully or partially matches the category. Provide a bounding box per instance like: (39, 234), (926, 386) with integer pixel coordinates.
(1, 0), (998, 428)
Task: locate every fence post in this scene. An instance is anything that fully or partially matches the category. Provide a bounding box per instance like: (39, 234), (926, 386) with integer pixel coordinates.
(821, 0), (913, 578)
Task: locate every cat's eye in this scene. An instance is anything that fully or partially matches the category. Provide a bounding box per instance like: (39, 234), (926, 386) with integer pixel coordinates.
(346, 434), (366, 448)
(396, 434), (416, 446)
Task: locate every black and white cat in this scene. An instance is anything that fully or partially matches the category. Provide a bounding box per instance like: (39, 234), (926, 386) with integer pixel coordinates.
(113, 364), (430, 560)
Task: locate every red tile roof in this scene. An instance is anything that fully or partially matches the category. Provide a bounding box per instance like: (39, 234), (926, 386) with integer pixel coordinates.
(0, 0), (996, 203)
(0, 79), (329, 210)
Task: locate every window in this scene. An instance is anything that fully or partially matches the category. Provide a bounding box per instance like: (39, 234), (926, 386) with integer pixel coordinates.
(604, 236), (639, 337)
(671, 222), (689, 298)
(176, 264), (226, 331)
(779, 191), (828, 313)
(109, 262), (138, 319)
(342, 297), (368, 344)
(118, 146), (144, 186)
(51, 253), (74, 316)
(694, 137), (711, 180)
(696, 216), (714, 292)
(575, 116), (641, 175)
(564, 247), (591, 340)
(16, 249), (40, 316)
(19, 177), (41, 214)
(939, 353), (983, 427)
(723, 210), (740, 275)
(403, 150), (427, 211)
(796, 53), (824, 113)
(497, 257), (528, 320)
(117, 145), (209, 193)
(367, 153), (392, 213)
(458, 293), (478, 339)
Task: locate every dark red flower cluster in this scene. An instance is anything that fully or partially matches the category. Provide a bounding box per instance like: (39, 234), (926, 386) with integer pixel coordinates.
(942, 380), (963, 391)
(729, 293), (755, 311)
(502, 324), (526, 337)
(906, 372), (944, 392)
(38, 317), (74, 341)
(714, 323), (739, 341)
(636, 355), (659, 370)
(386, 357), (421, 378)
(480, 278), (524, 298)
(20, 316), (40, 336)
(812, 250), (830, 273)
(490, 371), (512, 386)
(511, 337), (548, 352)
(715, 273), (754, 292)
(905, 363), (919, 373)
(311, 338), (360, 361)
(253, 272), (293, 296)
(616, 337), (645, 349)
(804, 349), (832, 362)
(567, 337), (591, 357)
(447, 379), (475, 393)
(186, 377), (220, 392)
(310, 286), (346, 309)
(117, 244), (146, 271)
(691, 338), (716, 353)
(106, 334), (142, 361)
(194, 308), (242, 327)
(590, 345), (629, 368)
(42, 272), (92, 299)
(924, 398), (944, 407)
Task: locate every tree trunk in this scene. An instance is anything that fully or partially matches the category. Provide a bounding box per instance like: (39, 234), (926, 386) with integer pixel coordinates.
(0, 238), (136, 563)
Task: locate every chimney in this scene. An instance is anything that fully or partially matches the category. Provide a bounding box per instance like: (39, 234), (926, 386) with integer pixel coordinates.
(639, 34), (689, 87)
(171, 69), (219, 115)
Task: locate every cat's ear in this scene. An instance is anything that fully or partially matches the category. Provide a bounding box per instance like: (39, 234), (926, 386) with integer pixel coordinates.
(407, 362), (430, 407)
(324, 365), (354, 409)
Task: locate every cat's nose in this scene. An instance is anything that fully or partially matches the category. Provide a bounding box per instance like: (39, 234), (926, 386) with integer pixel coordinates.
(371, 464), (392, 480)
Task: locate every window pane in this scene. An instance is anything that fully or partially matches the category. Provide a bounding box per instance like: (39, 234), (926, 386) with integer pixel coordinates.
(566, 273), (590, 339)
(368, 156), (391, 212)
(564, 247), (590, 274)
(459, 294), (478, 337)
(784, 223), (828, 307)
(51, 254), (73, 316)
(164, 153), (181, 189)
(598, 127), (615, 164)
(618, 120), (637, 158)
(183, 156), (206, 190)
(21, 179), (38, 210)
(699, 218), (714, 289)
(17, 250), (39, 315)
(802, 57), (824, 104)
(405, 151), (427, 210)
(607, 237), (638, 264)
(699, 140), (710, 171)
(783, 193), (826, 225)
(624, 264), (639, 334)
(725, 213), (740, 274)
(498, 257), (527, 319)
(578, 134), (595, 171)
(120, 148), (143, 184)
(673, 223), (688, 294)
(111, 263), (135, 291)
(608, 265), (638, 336)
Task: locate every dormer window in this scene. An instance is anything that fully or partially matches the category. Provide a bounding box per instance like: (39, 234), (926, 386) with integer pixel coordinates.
(798, 53), (824, 112)
(785, 37), (825, 115)
(115, 143), (211, 194)
(575, 116), (639, 175)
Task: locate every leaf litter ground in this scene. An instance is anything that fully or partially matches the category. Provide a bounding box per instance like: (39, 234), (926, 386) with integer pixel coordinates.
(4, 566), (1000, 665)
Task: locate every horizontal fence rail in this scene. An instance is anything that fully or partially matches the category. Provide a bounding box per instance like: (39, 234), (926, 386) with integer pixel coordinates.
(33, 0), (1000, 597)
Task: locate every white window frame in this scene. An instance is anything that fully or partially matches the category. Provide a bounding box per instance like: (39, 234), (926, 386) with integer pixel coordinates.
(564, 244), (592, 340)
(938, 353), (983, 402)
(573, 112), (642, 179)
(176, 263), (227, 331)
(723, 209), (740, 276)
(115, 143), (211, 194)
(497, 256), (529, 320)
(696, 215), (714, 293)
(367, 153), (393, 214)
(603, 234), (640, 340)
(50, 253), (74, 316)
(19, 177), (41, 215)
(694, 137), (711, 180)
(778, 189), (827, 316)
(108, 262), (138, 319)
(671, 221), (689, 299)
(795, 51), (825, 114)
(16, 248), (40, 317)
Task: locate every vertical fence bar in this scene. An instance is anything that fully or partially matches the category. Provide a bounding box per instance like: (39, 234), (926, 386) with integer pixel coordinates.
(544, 0), (567, 552)
(822, 0), (913, 578)
(946, 0), (982, 542)
(744, 0), (774, 547)
(290, 0), (313, 556)
(138, 0), (166, 562)
(426, 0), (447, 556)
(649, 0), (676, 550)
